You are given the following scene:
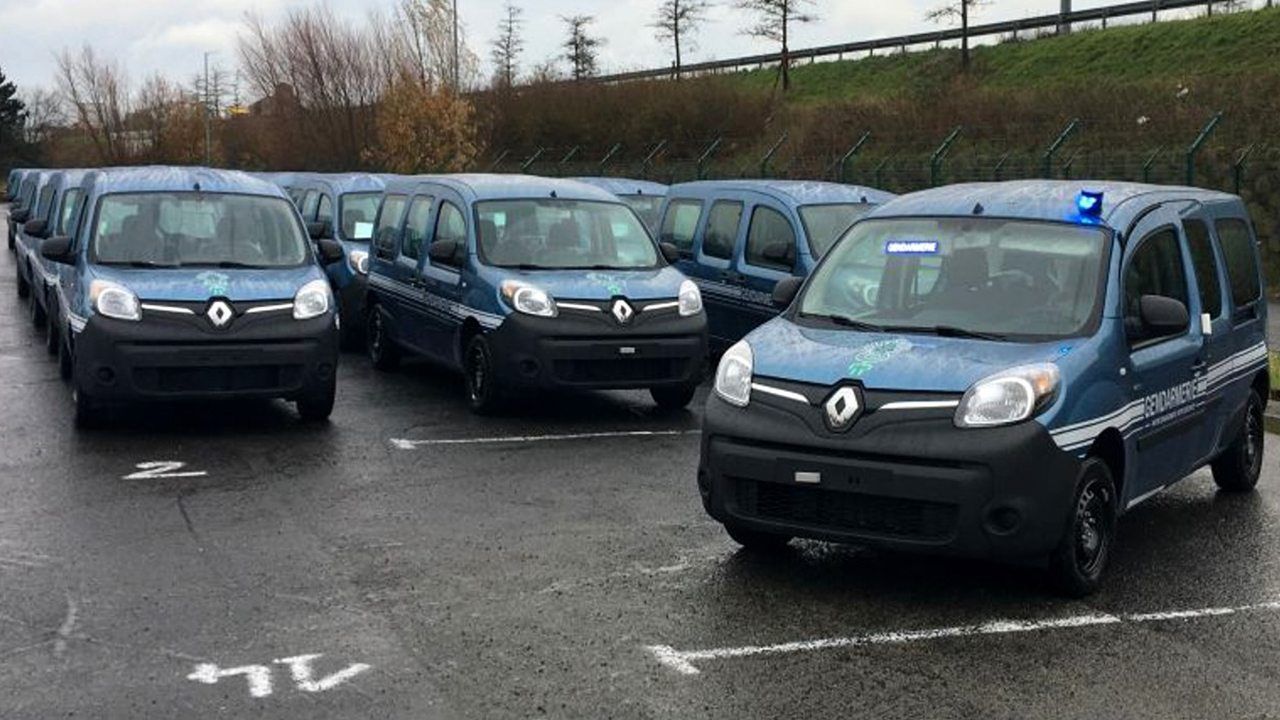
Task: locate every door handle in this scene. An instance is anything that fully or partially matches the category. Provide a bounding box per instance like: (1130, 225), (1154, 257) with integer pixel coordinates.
(1190, 359), (1208, 374)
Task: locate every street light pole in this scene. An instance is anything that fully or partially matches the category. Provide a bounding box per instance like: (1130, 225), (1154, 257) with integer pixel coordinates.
(452, 0), (460, 92)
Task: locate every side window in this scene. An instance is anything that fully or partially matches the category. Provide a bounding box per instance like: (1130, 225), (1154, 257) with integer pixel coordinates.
(431, 202), (467, 267)
(659, 199), (703, 254)
(301, 190), (320, 220)
(59, 189), (84, 236)
(745, 206), (797, 272)
(1215, 218), (1262, 317)
(375, 194), (409, 260)
(38, 185), (56, 222)
(1124, 227), (1190, 345)
(1182, 219), (1223, 320)
(316, 194), (334, 228)
(701, 200), (743, 261)
(402, 195), (435, 260)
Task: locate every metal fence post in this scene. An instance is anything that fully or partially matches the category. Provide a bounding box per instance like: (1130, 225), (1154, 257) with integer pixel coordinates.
(486, 148), (510, 173)
(1042, 118), (1080, 177)
(874, 156), (893, 189)
(558, 146), (580, 176)
(760, 133), (789, 178)
(640, 140), (668, 179)
(1233, 143), (1257, 195)
(993, 152), (1010, 181)
(838, 132), (872, 183)
(697, 137), (723, 180)
(1061, 149), (1080, 180)
(598, 143), (622, 174)
(520, 147), (545, 173)
(1185, 111), (1223, 186)
(930, 126), (963, 187)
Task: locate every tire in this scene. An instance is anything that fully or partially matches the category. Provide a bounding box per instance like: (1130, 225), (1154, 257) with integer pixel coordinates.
(366, 305), (400, 371)
(15, 261), (29, 299)
(1049, 457), (1118, 597)
(724, 522), (792, 553)
(29, 288), (46, 329)
(650, 382), (698, 411)
(72, 385), (99, 429)
(296, 376), (337, 422)
(463, 334), (505, 415)
(45, 304), (60, 356)
(58, 337), (73, 381)
(1212, 390), (1264, 492)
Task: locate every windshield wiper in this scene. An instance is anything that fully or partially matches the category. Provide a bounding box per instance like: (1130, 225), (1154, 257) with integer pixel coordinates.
(802, 312), (884, 332)
(882, 324), (1008, 341)
(113, 260), (181, 268)
(207, 261), (272, 269)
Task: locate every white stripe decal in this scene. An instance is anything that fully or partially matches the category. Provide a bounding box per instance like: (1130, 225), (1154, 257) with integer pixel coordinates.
(390, 430), (701, 448)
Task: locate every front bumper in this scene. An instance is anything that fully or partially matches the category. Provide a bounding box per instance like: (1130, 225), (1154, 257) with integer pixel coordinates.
(73, 302), (339, 403)
(486, 304), (708, 391)
(336, 273), (368, 336)
(698, 384), (1081, 560)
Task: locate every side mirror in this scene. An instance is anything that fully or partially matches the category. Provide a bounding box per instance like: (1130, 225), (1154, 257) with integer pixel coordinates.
(762, 242), (794, 265)
(316, 238), (344, 265)
(1139, 294), (1189, 335)
(40, 236), (75, 264)
(429, 239), (461, 266)
(23, 218), (49, 239)
(10, 208), (30, 224)
(772, 276), (804, 308)
(307, 220), (332, 241)
(660, 242), (680, 264)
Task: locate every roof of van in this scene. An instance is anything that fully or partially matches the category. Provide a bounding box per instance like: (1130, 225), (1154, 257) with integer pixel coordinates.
(571, 177), (668, 197)
(293, 173), (386, 195)
(381, 174), (619, 203)
(866, 180), (1241, 230)
(83, 166), (289, 199)
(665, 180), (895, 206)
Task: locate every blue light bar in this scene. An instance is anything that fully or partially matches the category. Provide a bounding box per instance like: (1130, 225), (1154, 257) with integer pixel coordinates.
(1076, 190), (1104, 218)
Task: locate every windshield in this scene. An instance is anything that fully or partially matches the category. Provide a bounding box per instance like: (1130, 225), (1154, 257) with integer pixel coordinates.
(476, 199), (659, 269)
(800, 203), (873, 257)
(91, 192), (310, 268)
(798, 217), (1109, 340)
(340, 192), (381, 241)
(620, 196), (664, 229)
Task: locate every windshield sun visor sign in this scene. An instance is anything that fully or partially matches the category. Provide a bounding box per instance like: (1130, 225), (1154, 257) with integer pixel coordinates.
(885, 240), (939, 255)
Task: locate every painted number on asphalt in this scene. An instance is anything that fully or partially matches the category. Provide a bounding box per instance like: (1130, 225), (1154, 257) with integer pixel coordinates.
(124, 461), (208, 480)
(187, 654), (371, 698)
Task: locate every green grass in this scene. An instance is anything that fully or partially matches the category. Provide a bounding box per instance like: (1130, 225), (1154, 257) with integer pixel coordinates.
(732, 7), (1280, 103)
(1269, 351), (1280, 397)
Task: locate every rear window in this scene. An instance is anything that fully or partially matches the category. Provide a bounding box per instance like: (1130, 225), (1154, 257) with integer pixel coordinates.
(1216, 218), (1261, 311)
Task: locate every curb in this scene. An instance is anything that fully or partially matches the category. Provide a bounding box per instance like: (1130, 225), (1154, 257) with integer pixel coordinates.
(1266, 401), (1280, 435)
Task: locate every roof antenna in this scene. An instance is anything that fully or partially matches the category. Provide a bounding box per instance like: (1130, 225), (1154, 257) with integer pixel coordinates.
(550, 190), (558, 199)
(972, 202), (985, 215)
(193, 182), (202, 192)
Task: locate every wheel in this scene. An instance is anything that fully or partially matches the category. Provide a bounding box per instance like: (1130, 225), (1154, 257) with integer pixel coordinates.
(463, 334), (505, 415)
(296, 376), (337, 422)
(72, 385), (100, 429)
(1049, 457), (1118, 597)
(339, 306), (363, 352)
(366, 305), (400, 371)
(15, 261), (29, 299)
(1212, 390), (1264, 492)
(724, 522), (792, 553)
(29, 288), (46, 328)
(650, 383), (698, 411)
(58, 337), (73, 381)
(45, 304), (60, 355)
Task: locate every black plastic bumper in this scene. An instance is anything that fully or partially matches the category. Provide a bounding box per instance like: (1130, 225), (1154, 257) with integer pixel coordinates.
(698, 391), (1082, 560)
(486, 308), (708, 391)
(336, 275), (368, 338)
(73, 309), (339, 403)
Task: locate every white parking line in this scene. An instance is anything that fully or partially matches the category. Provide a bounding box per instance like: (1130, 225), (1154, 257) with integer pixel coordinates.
(647, 600), (1280, 676)
(390, 429), (701, 449)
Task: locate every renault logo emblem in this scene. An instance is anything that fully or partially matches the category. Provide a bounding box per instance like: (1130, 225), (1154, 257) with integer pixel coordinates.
(611, 299), (634, 324)
(206, 300), (234, 328)
(824, 386), (862, 432)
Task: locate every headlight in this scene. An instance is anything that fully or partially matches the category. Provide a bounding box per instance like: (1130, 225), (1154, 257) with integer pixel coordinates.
(714, 340), (753, 407)
(348, 249), (369, 275)
(678, 279), (703, 317)
(500, 280), (557, 318)
(955, 363), (1060, 428)
(293, 279), (332, 320)
(89, 280), (140, 321)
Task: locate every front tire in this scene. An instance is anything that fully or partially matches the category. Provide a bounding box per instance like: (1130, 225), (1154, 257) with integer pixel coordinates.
(1049, 457), (1118, 597)
(296, 376), (337, 422)
(58, 337), (73, 380)
(29, 289), (46, 328)
(366, 305), (400, 371)
(1212, 390), (1264, 492)
(15, 261), (29, 299)
(45, 303), (60, 355)
(724, 522), (793, 553)
(650, 382), (698, 412)
(72, 385), (99, 429)
(463, 334), (505, 415)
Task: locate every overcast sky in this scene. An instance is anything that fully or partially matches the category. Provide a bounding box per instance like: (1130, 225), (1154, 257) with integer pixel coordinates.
(0, 0), (1244, 96)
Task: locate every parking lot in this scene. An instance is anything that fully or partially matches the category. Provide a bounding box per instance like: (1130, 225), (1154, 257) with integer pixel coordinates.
(2, 204), (1280, 719)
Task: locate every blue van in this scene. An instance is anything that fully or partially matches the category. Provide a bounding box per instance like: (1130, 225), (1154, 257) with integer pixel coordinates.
(657, 180), (895, 349)
(287, 173), (386, 348)
(13, 170), (55, 300)
(39, 167), (346, 426)
(571, 177), (668, 231)
(19, 169), (96, 354)
(365, 174), (708, 413)
(698, 180), (1268, 595)
(8, 169), (42, 246)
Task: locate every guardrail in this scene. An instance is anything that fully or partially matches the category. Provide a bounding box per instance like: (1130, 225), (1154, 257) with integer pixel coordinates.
(589, 0), (1221, 83)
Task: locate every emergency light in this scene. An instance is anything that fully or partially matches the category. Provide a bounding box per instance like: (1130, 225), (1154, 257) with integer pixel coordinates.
(1076, 190), (1104, 218)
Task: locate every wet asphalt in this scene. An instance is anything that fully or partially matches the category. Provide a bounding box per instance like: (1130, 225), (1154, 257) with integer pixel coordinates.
(1, 205), (1279, 719)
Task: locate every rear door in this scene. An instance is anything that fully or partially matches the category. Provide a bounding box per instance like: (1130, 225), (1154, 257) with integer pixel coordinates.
(368, 194), (411, 338)
(1180, 213), (1233, 464)
(1122, 209), (1205, 500)
(693, 196), (748, 347)
(735, 201), (800, 338)
(417, 192), (469, 364)
(1212, 213), (1268, 436)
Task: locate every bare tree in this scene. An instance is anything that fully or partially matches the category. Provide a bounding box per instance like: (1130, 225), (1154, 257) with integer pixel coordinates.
(55, 44), (131, 163)
(735, 0), (816, 92)
(20, 87), (67, 146)
(561, 15), (603, 81)
(491, 2), (524, 88)
(653, 0), (712, 78)
(926, 0), (988, 71)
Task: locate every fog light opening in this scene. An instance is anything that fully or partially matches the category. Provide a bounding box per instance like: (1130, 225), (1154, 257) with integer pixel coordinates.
(518, 359), (539, 377)
(986, 506), (1022, 535)
(95, 366), (117, 385)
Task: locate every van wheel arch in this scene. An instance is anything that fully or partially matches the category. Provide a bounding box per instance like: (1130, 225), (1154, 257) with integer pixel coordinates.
(1251, 369), (1269, 405)
(1087, 428), (1126, 510)
(458, 318), (483, 368)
